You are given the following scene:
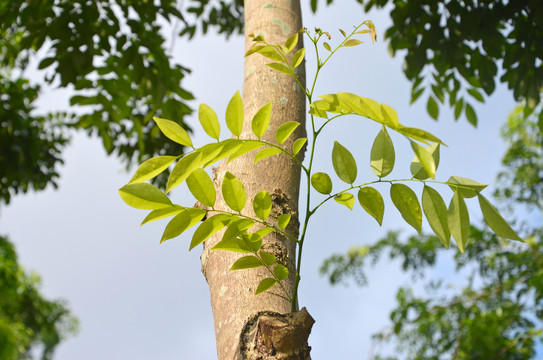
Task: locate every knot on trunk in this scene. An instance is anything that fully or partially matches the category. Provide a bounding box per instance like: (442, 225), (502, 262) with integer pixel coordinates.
(236, 307), (314, 360)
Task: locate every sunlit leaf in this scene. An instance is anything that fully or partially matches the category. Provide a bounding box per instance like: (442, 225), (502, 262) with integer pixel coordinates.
(257, 46), (283, 62)
(260, 251), (276, 266)
(370, 127), (395, 178)
(380, 104), (400, 129)
(448, 191), (470, 252)
(274, 264), (289, 280)
(343, 39), (363, 47)
(390, 184), (422, 234)
(252, 102), (273, 138)
(427, 96), (439, 120)
(311, 172), (333, 194)
(465, 102), (478, 126)
(285, 33), (298, 52)
(255, 278), (277, 294)
(254, 147), (282, 163)
(422, 186), (450, 248)
(332, 141), (357, 184)
(212, 219), (254, 252)
(222, 171), (246, 212)
(154, 117), (193, 147)
(230, 256), (263, 270)
(292, 138), (307, 155)
(190, 213), (233, 250)
(334, 193), (355, 210)
(129, 156), (177, 184)
(478, 194), (522, 241)
(161, 208), (207, 243)
(186, 168), (216, 207)
(396, 126), (446, 146)
(410, 141), (436, 179)
(447, 176), (487, 198)
(358, 187), (384, 225)
(166, 152), (203, 193)
(226, 91), (244, 137)
(410, 143), (440, 180)
(267, 62), (293, 76)
(228, 140), (263, 163)
(141, 205), (185, 225)
(119, 183), (172, 210)
(253, 191), (272, 221)
(199, 104), (220, 139)
(278, 213), (291, 229)
(292, 48), (305, 68)
(276, 121), (300, 144)
(323, 42), (331, 51)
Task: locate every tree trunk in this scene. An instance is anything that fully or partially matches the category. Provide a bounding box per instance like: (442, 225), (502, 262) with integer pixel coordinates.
(200, 1), (313, 359)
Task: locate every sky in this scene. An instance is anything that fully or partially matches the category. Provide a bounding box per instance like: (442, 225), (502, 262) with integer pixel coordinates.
(0, 2), (520, 359)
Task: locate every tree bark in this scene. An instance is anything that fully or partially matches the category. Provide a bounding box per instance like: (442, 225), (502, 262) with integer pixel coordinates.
(200, 1), (312, 359)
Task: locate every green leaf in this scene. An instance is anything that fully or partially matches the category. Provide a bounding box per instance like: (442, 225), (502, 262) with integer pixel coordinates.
(380, 104), (400, 129)
(334, 193), (355, 210)
(141, 206), (185, 225)
(129, 156), (177, 184)
(478, 194), (522, 241)
(274, 264), (289, 280)
(292, 48), (305, 68)
(467, 88), (485, 103)
(332, 141), (357, 184)
(266, 62), (293, 76)
(202, 139), (243, 167)
(242, 233), (263, 252)
(254, 147), (282, 163)
(292, 138), (307, 155)
(465, 102), (478, 126)
(255, 227), (274, 239)
(285, 33), (298, 52)
(257, 46), (283, 61)
(166, 152), (203, 193)
(390, 184), (422, 234)
(161, 208), (207, 243)
(410, 143), (440, 180)
(245, 44), (266, 57)
(454, 98), (464, 120)
(357, 187), (384, 226)
(199, 142), (225, 166)
(311, 172), (333, 194)
(339, 29), (347, 37)
(226, 91), (244, 137)
(230, 256), (263, 270)
(212, 219), (254, 252)
(255, 278), (277, 295)
(198, 104), (220, 139)
(343, 39), (363, 47)
(222, 171), (246, 212)
(427, 96), (439, 120)
(259, 251), (277, 266)
(253, 191), (272, 221)
(447, 176), (487, 198)
(336, 93), (383, 122)
(396, 126), (446, 146)
(278, 214), (291, 229)
(371, 127), (395, 178)
(119, 183), (172, 210)
(422, 186), (450, 248)
(275, 121), (300, 144)
(323, 42), (331, 51)
(154, 117), (193, 147)
(252, 102), (273, 138)
(186, 168), (216, 207)
(410, 141), (436, 179)
(190, 213), (232, 250)
(448, 191), (470, 252)
(228, 140), (263, 163)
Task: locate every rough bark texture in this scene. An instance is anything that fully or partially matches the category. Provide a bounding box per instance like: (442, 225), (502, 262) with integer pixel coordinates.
(200, 1), (311, 359)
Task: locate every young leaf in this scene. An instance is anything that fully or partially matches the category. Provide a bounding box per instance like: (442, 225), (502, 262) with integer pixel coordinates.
(166, 152), (203, 193)
(222, 171), (246, 212)
(410, 143), (440, 180)
(422, 186), (451, 248)
(252, 102), (273, 138)
(129, 156), (177, 184)
(203, 139), (243, 166)
(230, 256), (263, 270)
(332, 141), (357, 184)
(370, 127), (395, 178)
(245, 44), (266, 57)
(274, 264), (289, 281)
(254, 147), (283, 163)
(199, 142), (225, 166)
(390, 184), (422, 234)
(311, 172), (333, 194)
(141, 206), (185, 226)
(226, 91), (244, 137)
(343, 39), (363, 47)
(357, 187), (384, 226)
(228, 141), (263, 163)
(292, 138), (307, 155)
(257, 46), (283, 61)
(323, 42), (331, 51)
(285, 33), (298, 52)
(396, 127), (446, 146)
(266, 62), (293, 76)
(427, 96), (439, 120)
(255, 278), (277, 295)
(199, 104), (220, 139)
(154, 117), (193, 147)
(410, 141), (436, 179)
(275, 121), (300, 144)
(448, 191), (470, 252)
(339, 28), (347, 37)
(278, 213), (291, 229)
(212, 219), (254, 252)
(259, 251), (277, 266)
(253, 191), (272, 221)
(380, 104), (400, 129)
(255, 227), (274, 239)
(292, 48), (305, 68)
(447, 176), (487, 198)
(478, 194), (522, 241)
(334, 193), (355, 210)
(190, 213), (232, 250)
(119, 183), (172, 210)
(186, 168), (216, 208)
(161, 208), (207, 243)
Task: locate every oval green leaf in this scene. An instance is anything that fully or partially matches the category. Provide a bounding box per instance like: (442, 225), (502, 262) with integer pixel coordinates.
(447, 176), (487, 198)
(334, 193), (355, 210)
(357, 187), (384, 226)
(370, 127), (395, 178)
(311, 172), (333, 194)
(222, 171), (246, 212)
(343, 39), (362, 47)
(278, 213), (291, 230)
(422, 186), (450, 248)
(266, 62), (293, 76)
(252, 102), (273, 138)
(292, 48), (305, 68)
(212, 219), (255, 253)
(332, 141), (357, 184)
(380, 104), (399, 129)
(186, 168), (216, 208)
(253, 191), (272, 221)
(228, 140), (263, 164)
(230, 256), (263, 270)
(390, 183), (422, 234)
(226, 91), (244, 137)
(285, 33), (298, 52)
(190, 213), (232, 250)
(129, 155), (177, 184)
(255, 278), (277, 295)
(119, 183), (172, 210)
(274, 264), (289, 281)
(448, 191), (470, 253)
(154, 117), (193, 147)
(161, 208), (207, 243)
(427, 96), (439, 120)
(199, 103), (220, 139)
(254, 147), (282, 163)
(276, 121), (300, 145)
(396, 127), (446, 146)
(292, 138), (307, 155)
(141, 205), (185, 226)
(166, 152), (203, 193)
(259, 250), (277, 266)
(478, 194), (522, 241)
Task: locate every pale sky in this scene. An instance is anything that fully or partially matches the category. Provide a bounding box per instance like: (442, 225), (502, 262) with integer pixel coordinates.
(0, 2), (518, 359)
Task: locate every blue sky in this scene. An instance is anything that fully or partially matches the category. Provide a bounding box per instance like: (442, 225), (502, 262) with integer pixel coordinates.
(0, 2), (521, 359)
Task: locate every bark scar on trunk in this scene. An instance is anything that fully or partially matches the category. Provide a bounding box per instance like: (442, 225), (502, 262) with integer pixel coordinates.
(235, 307), (314, 360)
